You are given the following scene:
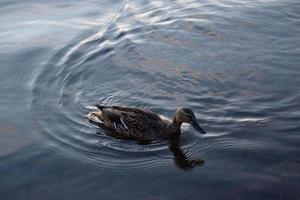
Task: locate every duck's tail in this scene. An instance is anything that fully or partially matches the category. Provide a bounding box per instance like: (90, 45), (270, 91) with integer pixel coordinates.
(87, 111), (103, 124)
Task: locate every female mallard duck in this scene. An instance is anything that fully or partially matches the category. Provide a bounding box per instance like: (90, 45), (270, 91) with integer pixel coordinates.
(87, 105), (206, 142)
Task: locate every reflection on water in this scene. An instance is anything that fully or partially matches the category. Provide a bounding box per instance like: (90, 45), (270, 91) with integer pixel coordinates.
(169, 138), (204, 170)
(1, 0), (300, 199)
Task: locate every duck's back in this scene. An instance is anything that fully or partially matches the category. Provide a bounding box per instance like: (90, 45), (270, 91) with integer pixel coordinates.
(90, 106), (174, 141)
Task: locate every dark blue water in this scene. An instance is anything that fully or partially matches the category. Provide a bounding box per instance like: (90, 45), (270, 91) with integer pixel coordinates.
(1, 0), (300, 199)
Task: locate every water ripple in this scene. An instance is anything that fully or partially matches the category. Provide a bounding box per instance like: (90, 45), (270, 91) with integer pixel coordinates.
(25, 0), (300, 172)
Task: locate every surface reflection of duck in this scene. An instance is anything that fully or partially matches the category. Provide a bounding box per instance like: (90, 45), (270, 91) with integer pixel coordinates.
(88, 105), (206, 142)
(169, 138), (204, 170)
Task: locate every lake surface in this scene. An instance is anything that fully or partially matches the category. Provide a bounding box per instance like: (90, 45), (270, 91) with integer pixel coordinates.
(0, 0), (300, 199)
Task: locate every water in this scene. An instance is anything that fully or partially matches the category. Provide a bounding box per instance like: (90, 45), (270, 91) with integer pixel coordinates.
(1, 0), (300, 199)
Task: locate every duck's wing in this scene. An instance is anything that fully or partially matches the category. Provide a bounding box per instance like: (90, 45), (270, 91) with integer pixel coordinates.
(96, 105), (161, 121)
(95, 105), (129, 131)
(95, 105), (162, 135)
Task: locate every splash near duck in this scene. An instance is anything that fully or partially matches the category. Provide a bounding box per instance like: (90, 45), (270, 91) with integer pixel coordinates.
(87, 105), (206, 142)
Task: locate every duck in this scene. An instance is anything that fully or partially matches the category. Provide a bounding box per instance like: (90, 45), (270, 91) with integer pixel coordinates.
(87, 105), (206, 142)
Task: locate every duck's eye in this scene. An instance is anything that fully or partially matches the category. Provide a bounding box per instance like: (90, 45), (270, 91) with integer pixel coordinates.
(187, 113), (196, 120)
(184, 113), (193, 120)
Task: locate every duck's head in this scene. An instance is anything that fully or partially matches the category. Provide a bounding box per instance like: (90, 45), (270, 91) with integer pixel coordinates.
(174, 107), (206, 134)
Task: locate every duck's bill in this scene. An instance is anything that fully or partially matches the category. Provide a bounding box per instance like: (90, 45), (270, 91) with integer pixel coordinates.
(192, 121), (206, 134)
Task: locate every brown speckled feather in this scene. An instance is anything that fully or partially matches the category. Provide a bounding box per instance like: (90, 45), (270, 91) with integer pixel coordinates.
(92, 105), (178, 141)
(88, 105), (206, 141)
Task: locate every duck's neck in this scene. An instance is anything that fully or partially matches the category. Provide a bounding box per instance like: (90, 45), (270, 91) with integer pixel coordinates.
(172, 116), (182, 132)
